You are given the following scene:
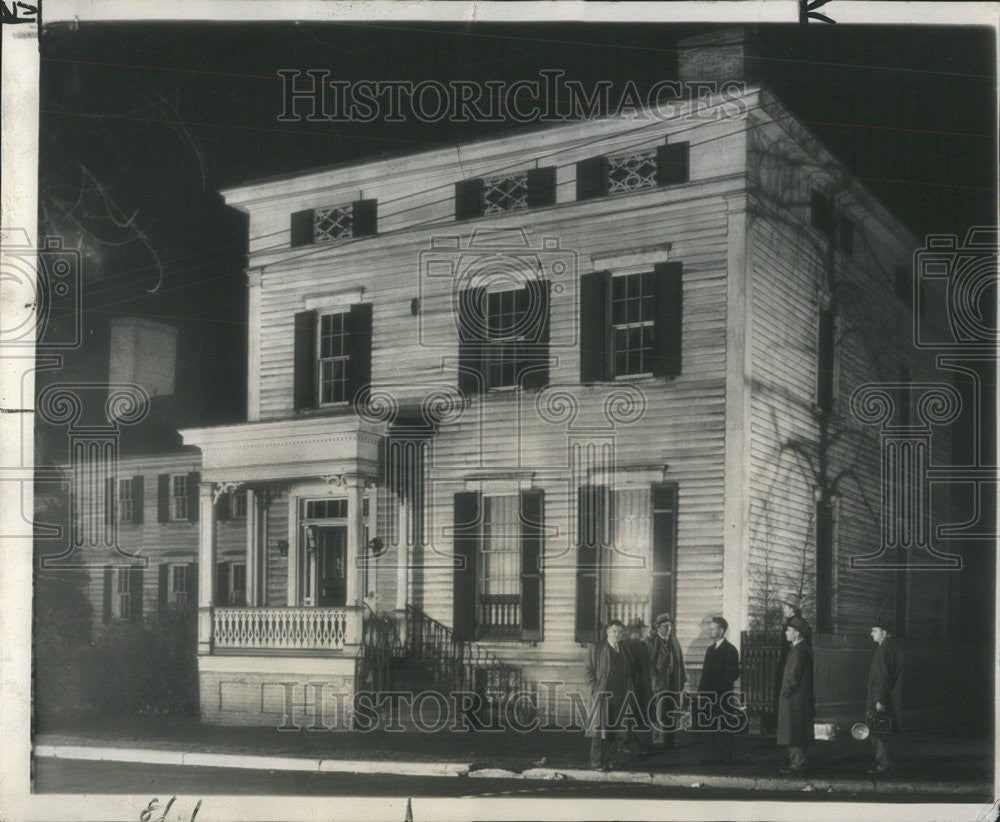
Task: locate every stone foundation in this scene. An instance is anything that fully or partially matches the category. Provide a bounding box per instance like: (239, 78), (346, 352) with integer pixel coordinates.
(198, 654), (357, 728)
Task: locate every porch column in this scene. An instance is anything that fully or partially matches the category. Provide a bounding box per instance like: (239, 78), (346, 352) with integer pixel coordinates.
(197, 481), (217, 655)
(395, 496), (409, 612)
(245, 488), (259, 606)
(345, 474), (365, 606)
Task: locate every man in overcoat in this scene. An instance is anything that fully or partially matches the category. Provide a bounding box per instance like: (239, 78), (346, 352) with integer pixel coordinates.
(625, 621), (653, 755)
(866, 618), (903, 775)
(773, 594), (811, 728)
(585, 619), (636, 770)
(697, 616), (741, 763)
(647, 613), (686, 748)
(777, 616), (815, 774)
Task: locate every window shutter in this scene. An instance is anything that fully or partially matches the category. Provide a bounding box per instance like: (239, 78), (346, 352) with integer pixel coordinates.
(575, 484), (608, 644)
(816, 308), (835, 413)
(102, 567), (113, 623)
(650, 484), (678, 621)
(217, 492), (231, 521)
(293, 310), (317, 412)
(290, 209), (315, 247)
(131, 476), (144, 524)
(457, 287), (487, 397)
(652, 262), (683, 379)
(129, 568), (144, 620)
(519, 280), (551, 390)
(453, 491), (480, 641)
(105, 477), (116, 527)
(579, 271), (611, 382)
(216, 561), (231, 607)
(187, 473), (200, 522)
(188, 563), (199, 610)
(656, 142), (690, 186)
(575, 156), (608, 200)
(158, 563), (169, 611)
(157, 474), (170, 523)
(527, 166), (557, 208)
(520, 489), (544, 641)
(352, 199), (378, 237)
(455, 179), (484, 220)
(347, 302), (374, 406)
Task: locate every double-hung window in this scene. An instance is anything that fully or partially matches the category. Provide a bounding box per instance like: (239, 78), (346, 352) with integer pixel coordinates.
(457, 281), (551, 395)
(293, 303), (373, 412)
(171, 475), (188, 520)
(171, 563), (190, 608)
(452, 489), (544, 641)
(319, 311), (351, 405)
(103, 567), (143, 622)
(117, 478), (133, 523)
(156, 472), (199, 523)
(580, 262), (682, 382)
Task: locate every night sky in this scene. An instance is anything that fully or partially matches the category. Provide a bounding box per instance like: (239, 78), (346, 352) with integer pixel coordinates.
(36, 22), (997, 439)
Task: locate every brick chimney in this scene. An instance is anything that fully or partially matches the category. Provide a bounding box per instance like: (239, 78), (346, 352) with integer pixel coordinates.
(677, 27), (755, 86)
(109, 317), (177, 397)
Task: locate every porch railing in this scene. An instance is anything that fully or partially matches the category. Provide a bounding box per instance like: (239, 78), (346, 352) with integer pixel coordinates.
(404, 604), (526, 705)
(213, 606), (360, 652)
(604, 592), (650, 628)
(355, 607), (399, 697)
(740, 630), (783, 724)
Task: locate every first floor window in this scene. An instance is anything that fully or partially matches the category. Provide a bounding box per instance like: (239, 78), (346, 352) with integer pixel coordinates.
(104, 567), (143, 622)
(453, 489), (544, 642)
(171, 564), (189, 608)
(216, 561), (247, 606)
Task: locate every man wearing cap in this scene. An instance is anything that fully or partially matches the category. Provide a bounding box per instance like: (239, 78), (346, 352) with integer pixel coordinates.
(647, 613), (687, 748)
(866, 618), (903, 775)
(777, 616), (815, 774)
(773, 594), (811, 744)
(585, 619), (636, 770)
(697, 616), (741, 763)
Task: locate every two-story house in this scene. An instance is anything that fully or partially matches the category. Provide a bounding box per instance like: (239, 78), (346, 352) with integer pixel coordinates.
(175, 62), (957, 728)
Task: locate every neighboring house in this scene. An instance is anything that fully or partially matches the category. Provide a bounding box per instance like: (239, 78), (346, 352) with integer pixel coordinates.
(71, 452), (249, 625)
(166, 65), (961, 728)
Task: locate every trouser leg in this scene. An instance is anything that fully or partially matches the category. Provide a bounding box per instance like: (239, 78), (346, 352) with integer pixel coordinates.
(590, 734), (606, 768)
(871, 734), (893, 770)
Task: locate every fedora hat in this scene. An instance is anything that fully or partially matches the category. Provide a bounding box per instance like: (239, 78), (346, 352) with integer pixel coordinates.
(653, 613), (674, 627)
(778, 592), (803, 611)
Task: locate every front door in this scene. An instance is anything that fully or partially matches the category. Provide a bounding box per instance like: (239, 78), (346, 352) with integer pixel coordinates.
(316, 526), (348, 606)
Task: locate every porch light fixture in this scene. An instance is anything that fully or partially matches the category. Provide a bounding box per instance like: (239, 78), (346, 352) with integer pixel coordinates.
(276, 539), (289, 557)
(367, 536), (387, 557)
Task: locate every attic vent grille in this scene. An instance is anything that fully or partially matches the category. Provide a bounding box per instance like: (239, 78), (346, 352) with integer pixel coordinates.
(608, 149), (658, 194)
(314, 203), (354, 242)
(483, 173), (529, 215)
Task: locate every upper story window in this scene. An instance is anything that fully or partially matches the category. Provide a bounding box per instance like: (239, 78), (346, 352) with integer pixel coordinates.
(456, 281), (550, 395)
(579, 262), (682, 382)
(216, 561), (247, 607)
(576, 141), (689, 201)
(217, 488), (247, 520)
(455, 167), (556, 220)
(293, 303), (373, 412)
(114, 476), (144, 524)
(156, 472), (199, 523)
(290, 199), (377, 247)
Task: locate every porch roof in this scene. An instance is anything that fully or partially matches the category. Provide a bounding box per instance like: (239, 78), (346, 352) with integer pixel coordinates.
(179, 415), (385, 483)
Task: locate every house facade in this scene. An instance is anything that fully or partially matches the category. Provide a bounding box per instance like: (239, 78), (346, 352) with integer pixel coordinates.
(167, 79), (958, 727)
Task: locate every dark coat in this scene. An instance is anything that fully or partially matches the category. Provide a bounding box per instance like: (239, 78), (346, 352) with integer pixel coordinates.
(585, 641), (637, 736)
(627, 637), (652, 727)
(648, 632), (687, 693)
(698, 638), (740, 696)
(776, 640), (815, 746)
(773, 614), (812, 715)
(867, 637), (903, 734)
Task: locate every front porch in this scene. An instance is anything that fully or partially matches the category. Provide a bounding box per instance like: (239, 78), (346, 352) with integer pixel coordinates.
(180, 414), (415, 726)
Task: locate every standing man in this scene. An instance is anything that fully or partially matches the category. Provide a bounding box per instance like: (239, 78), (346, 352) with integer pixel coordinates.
(866, 617), (903, 775)
(625, 621), (653, 756)
(777, 616), (814, 774)
(773, 595), (811, 722)
(647, 613), (686, 748)
(697, 616), (741, 764)
(585, 619), (635, 770)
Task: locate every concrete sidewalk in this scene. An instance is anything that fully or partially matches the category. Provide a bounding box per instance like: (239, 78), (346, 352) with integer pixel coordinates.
(34, 736), (992, 797)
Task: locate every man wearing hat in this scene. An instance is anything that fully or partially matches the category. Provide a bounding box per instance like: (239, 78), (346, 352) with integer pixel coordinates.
(777, 616), (815, 774)
(585, 619), (637, 770)
(866, 617), (903, 774)
(773, 594), (811, 739)
(647, 613), (687, 748)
